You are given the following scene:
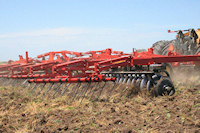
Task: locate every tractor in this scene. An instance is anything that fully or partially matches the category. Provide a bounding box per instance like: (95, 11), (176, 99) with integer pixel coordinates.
(152, 28), (200, 56)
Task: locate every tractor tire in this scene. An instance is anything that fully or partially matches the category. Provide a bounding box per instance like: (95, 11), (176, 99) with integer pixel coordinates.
(154, 76), (175, 97)
(152, 40), (165, 55)
(152, 40), (175, 55)
(195, 45), (200, 55)
(194, 46), (200, 72)
(152, 40), (175, 77)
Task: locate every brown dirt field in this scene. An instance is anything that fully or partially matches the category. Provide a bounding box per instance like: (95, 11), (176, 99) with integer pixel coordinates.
(0, 73), (200, 132)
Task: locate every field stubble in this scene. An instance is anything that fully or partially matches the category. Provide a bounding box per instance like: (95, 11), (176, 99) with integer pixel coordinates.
(0, 71), (200, 132)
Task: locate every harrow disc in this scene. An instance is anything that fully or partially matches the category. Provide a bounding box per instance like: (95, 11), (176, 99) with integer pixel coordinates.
(102, 71), (176, 97)
(154, 76), (175, 96)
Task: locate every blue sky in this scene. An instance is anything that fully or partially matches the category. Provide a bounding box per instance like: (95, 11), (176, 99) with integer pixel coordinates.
(0, 0), (200, 61)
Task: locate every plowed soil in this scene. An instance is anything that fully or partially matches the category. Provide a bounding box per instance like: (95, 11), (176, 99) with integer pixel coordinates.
(0, 73), (200, 132)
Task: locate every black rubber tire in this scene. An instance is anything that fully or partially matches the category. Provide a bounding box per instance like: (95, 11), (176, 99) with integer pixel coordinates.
(194, 46), (200, 72)
(154, 76), (175, 97)
(195, 45), (200, 55)
(152, 40), (175, 55)
(152, 40), (174, 77)
(152, 40), (166, 55)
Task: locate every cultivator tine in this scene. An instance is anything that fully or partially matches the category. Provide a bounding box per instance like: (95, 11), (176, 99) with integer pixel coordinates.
(12, 79), (18, 87)
(0, 78), (3, 83)
(11, 79), (19, 87)
(10, 79), (13, 87)
(0, 78), (5, 86)
(5, 78), (10, 85)
(1, 78), (7, 86)
(16, 79), (24, 87)
(76, 83), (89, 100)
(15, 79), (21, 87)
(97, 82), (107, 100)
(0, 78), (2, 85)
(68, 83), (78, 96)
(4, 78), (12, 86)
(21, 83), (31, 94)
(90, 82), (99, 100)
(79, 83), (91, 105)
(37, 83), (46, 96)
(2, 78), (9, 86)
(7, 79), (13, 86)
(12, 79), (19, 87)
(12, 79), (19, 86)
(106, 82), (116, 101)
(70, 83), (82, 103)
(52, 83), (63, 99)
(74, 83), (82, 97)
(20, 79), (29, 91)
(85, 83), (96, 97)
(43, 83), (54, 97)
(21, 79), (28, 86)
(30, 83), (39, 93)
(2, 78), (8, 86)
(60, 83), (70, 96)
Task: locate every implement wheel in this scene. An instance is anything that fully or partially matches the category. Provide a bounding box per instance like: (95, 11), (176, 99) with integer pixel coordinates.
(154, 76), (175, 97)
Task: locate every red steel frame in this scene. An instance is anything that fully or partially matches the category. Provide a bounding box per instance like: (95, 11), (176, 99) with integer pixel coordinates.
(1, 48), (200, 83)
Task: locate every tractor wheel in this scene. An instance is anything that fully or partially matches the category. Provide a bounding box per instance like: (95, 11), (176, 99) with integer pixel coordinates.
(152, 40), (166, 55)
(194, 46), (200, 72)
(152, 40), (174, 77)
(195, 45), (200, 55)
(152, 40), (175, 55)
(154, 76), (175, 97)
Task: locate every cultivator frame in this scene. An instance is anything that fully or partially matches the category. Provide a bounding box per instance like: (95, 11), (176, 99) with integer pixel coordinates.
(1, 48), (200, 103)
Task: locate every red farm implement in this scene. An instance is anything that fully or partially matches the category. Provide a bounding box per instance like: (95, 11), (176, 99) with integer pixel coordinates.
(1, 47), (200, 103)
